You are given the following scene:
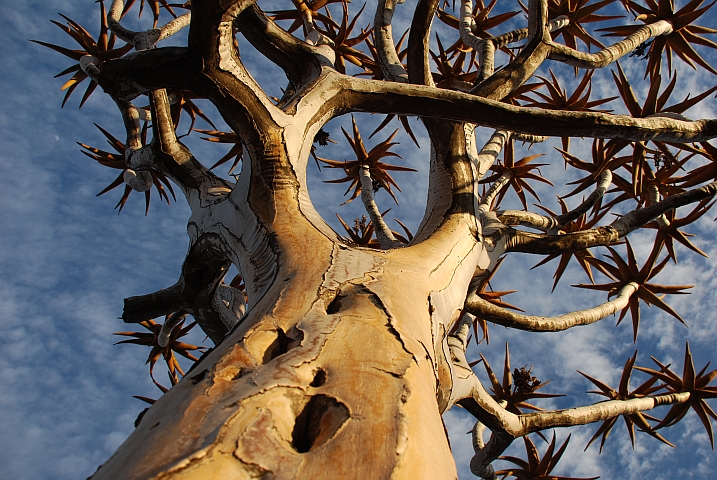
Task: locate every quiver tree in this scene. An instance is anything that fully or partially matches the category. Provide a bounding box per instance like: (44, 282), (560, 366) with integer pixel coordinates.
(34, 0), (717, 478)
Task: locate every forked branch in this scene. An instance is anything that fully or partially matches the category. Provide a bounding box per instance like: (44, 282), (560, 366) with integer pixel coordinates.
(123, 234), (232, 344)
(236, 4), (325, 95)
(459, 0), (568, 84)
(506, 179), (717, 255)
(469, 0), (552, 100)
(336, 75), (717, 142)
(447, 340), (691, 477)
(108, 0), (191, 50)
(498, 170), (611, 232)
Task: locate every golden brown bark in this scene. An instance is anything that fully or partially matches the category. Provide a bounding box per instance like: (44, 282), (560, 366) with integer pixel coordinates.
(93, 175), (477, 479)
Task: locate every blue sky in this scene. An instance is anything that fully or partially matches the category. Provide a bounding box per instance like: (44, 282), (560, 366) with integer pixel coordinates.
(1, 1), (716, 479)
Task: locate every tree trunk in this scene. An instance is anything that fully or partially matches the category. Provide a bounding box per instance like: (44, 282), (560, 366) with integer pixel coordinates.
(93, 179), (480, 479)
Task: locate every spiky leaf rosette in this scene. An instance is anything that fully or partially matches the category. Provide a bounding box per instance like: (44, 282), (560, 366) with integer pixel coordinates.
(540, 0), (623, 51)
(575, 62), (716, 203)
(610, 62), (717, 123)
(579, 350), (673, 452)
(121, 0), (178, 28)
(644, 199), (713, 262)
(30, 1), (133, 108)
(78, 124), (176, 214)
(335, 212), (412, 247)
(336, 213), (381, 247)
(315, 1), (374, 74)
(561, 139), (624, 198)
(599, 0), (717, 78)
(480, 344), (564, 415)
(369, 112), (421, 148)
(497, 433), (600, 480)
(635, 342), (717, 448)
(360, 29), (408, 81)
(196, 129), (245, 174)
(524, 69), (617, 151)
(360, 31), (422, 147)
(317, 116), (417, 204)
(268, 0), (342, 35)
(677, 141), (717, 189)
(531, 198), (611, 289)
(606, 63), (717, 193)
(576, 239), (692, 341)
(114, 318), (207, 390)
(479, 140), (553, 210)
(431, 35), (479, 91)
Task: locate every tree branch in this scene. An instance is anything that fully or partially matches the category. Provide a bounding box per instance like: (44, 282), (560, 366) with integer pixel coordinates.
(498, 170), (611, 232)
(97, 47), (193, 100)
(293, 0), (335, 48)
(548, 20), (673, 69)
(113, 97), (144, 151)
(334, 74), (717, 142)
(611, 180), (717, 236)
(505, 226), (620, 255)
(458, 0), (568, 84)
(359, 166), (402, 249)
(212, 283), (247, 330)
(236, 3), (325, 95)
(647, 183), (671, 228)
(464, 282), (638, 332)
(123, 234), (232, 344)
(470, 0), (552, 100)
(505, 180), (717, 255)
(472, 131), (547, 186)
(108, 0), (191, 50)
(474, 131), (510, 181)
(122, 282), (184, 324)
(470, 404), (512, 480)
(133, 88), (234, 203)
(479, 172), (512, 213)
(519, 391), (690, 434)
(374, 0), (409, 82)
(407, 0), (439, 86)
(158, 310), (188, 348)
(496, 210), (559, 231)
(555, 170), (612, 228)
(188, 0), (286, 135)
(445, 337), (690, 476)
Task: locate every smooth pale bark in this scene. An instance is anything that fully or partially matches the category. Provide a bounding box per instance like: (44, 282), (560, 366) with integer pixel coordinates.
(465, 283), (638, 332)
(548, 20), (673, 68)
(358, 166), (402, 249)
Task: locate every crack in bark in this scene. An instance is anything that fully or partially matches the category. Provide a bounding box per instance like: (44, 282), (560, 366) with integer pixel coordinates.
(364, 283), (421, 363)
